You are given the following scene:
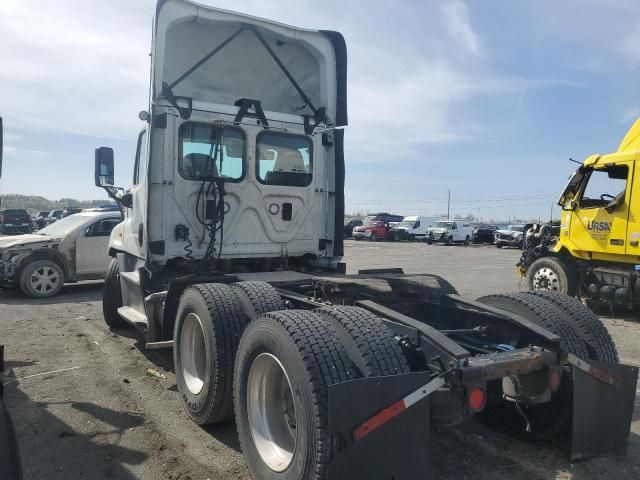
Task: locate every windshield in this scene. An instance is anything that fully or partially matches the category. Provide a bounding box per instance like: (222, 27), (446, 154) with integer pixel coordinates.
(508, 225), (524, 232)
(558, 166), (586, 206)
(434, 221), (452, 229)
(398, 220), (416, 228)
(37, 215), (92, 237)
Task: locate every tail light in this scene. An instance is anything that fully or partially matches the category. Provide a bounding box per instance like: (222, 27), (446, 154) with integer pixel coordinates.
(0, 213), (4, 222)
(549, 369), (562, 392)
(467, 386), (487, 413)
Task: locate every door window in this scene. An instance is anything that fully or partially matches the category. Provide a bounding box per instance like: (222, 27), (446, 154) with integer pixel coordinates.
(579, 165), (628, 209)
(86, 218), (120, 237)
(179, 123), (245, 181)
(257, 132), (312, 187)
(133, 130), (148, 185)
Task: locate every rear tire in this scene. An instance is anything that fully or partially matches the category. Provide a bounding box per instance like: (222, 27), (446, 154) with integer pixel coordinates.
(526, 256), (577, 296)
(477, 292), (588, 359)
(315, 306), (410, 376)
(234, 310), (357, 480)
(174, 283), (248, 425)
(103, 258), (127, 329)
(523, 290), (618, 363)
(477, 292), (588, 436)
(231, 281), (286, 320)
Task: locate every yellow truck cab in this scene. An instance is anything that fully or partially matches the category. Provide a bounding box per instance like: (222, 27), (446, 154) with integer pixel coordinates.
(521, 118), (640, 306)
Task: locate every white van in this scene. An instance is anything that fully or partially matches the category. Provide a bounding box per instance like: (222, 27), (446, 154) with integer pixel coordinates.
(425, 219), (474, 245)
(391, 216), (436, 240)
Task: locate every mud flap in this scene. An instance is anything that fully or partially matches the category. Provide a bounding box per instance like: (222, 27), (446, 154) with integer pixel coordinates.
(327, 372), (435, 480)
(570, 358), (638, 460)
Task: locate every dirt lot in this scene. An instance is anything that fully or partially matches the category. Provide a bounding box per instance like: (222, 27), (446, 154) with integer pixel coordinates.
(1, 240), (639, 479)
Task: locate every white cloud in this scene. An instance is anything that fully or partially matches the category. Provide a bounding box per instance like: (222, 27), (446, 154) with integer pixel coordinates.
(441, 0), (482, 58)
(0, 0), (151, 139)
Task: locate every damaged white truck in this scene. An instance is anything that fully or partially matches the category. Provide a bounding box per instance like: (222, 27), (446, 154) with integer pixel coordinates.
(93, 1), (638, 478)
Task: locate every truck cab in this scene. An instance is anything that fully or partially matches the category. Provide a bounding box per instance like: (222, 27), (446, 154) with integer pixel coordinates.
(521, 117), (640, 304)
(95, 0), (347, 326)
(556, 150), (636, 262)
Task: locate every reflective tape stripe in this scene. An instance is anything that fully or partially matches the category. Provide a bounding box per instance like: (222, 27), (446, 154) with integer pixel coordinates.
(567, 353), (615, 386)
(353, 376), (446, 441)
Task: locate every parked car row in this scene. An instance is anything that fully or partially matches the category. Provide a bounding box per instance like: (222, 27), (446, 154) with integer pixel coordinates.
(1, 205), (120, 234)
(344, 214), (526, 248)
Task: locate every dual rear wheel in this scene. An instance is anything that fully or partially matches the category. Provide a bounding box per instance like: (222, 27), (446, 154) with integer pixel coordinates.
(172, 281), (409, 480)
(477, 291), (618, 436)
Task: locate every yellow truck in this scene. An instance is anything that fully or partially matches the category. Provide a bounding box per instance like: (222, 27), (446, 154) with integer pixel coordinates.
(520, 118), (640, 307)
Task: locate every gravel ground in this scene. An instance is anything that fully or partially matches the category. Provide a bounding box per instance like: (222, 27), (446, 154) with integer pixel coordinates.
(1, 240), (638, 479)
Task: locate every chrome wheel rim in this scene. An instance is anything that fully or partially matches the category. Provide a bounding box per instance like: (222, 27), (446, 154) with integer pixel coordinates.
(30, 265), (60, 293)
(533, 267), (559, 290)
(247, 353), (297, 472)
(180, 313), (206, 395)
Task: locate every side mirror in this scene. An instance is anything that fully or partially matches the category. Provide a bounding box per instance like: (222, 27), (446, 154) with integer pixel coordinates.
(95, 147), (114, 186)
(120, 193), (133, 209)
(563, 199), (577, 211)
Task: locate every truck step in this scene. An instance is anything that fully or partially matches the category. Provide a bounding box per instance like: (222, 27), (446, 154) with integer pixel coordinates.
(145, 340), (174, 350)
(117, 306), (148, 327)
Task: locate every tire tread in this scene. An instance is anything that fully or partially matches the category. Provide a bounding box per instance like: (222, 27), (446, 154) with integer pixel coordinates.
(315, 306), (410, 376)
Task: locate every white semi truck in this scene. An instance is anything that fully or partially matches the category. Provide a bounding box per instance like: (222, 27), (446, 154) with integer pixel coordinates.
(91, 2), (637, 479)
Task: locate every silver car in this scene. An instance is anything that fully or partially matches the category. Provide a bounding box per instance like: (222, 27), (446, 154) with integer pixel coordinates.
(0, 211), (120, 297)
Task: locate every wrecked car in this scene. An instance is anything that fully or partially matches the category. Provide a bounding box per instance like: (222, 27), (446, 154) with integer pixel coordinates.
(0, 211), (120, 298)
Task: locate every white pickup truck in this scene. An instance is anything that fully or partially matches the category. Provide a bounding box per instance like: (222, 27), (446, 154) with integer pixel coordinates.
(425, 219), (474, 245)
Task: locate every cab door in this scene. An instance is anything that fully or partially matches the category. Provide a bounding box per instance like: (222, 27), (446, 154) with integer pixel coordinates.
(625, 158), (640, 255)
(121, 129), (148, 260)
(569, 161), (633, 256)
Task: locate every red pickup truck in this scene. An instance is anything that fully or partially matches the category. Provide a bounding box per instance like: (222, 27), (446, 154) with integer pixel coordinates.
(365, 220), (390, 241)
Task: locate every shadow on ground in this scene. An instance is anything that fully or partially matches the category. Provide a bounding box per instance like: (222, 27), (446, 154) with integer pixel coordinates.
(0, 282), (103, 305)
(5, 383), (147, 480)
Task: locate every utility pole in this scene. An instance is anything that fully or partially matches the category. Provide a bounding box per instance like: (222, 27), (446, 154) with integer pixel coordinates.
(447, 191), (451, 219)
(550, 202), (553, 223)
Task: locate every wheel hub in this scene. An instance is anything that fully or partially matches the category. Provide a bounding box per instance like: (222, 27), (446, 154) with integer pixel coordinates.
(533, 267), (559, 291)
(180, 313), (206, 395)
(247, 353), (297, 472)
(30, 266), (59, 294)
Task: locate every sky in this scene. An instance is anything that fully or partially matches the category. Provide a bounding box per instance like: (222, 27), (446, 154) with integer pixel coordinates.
(1, 0), (639, 221)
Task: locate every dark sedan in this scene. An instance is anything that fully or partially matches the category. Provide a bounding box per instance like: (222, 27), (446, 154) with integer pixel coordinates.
(472, 224), (496, 244)
(343, 219), (363, 238)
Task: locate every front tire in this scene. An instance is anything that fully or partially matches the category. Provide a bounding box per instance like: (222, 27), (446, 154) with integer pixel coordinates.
(174, 283), (248, 425)
(526, 256), (577, 296)
(234, 310), (356, 480)
(464, 235), (470, 246)
(103, 258), (127, 329)
(19, 259), (64, 298)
